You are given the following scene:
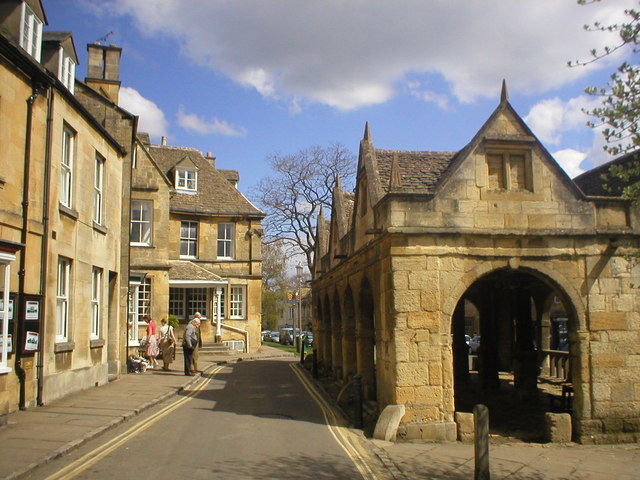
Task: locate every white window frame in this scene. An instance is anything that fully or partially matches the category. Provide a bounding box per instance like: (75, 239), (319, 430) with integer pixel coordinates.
(0, 252), (16, 373)
(169, 287), (185, 318)
(180, 221), (198, 258)
(137, 277), (151, 322)
(130, 200), (152, 246)
(94, 152), (105, 225)
(217, 223), (235, 259)
(175, 167), (198, 191)
(19, 2), (42, 60)
(187, 288), (208, 318)
(58, 47), (76, 93)
(91, 267), (102, 339)
(60, 125), (75, 208)
(56, 257), (71, 342)
(229, 285), (246, 319)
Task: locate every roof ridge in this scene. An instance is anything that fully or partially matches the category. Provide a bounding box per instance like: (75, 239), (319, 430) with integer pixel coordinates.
(375, 148), (458, 155)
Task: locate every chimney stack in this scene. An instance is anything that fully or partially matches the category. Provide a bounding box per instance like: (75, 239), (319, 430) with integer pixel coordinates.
(161, 136), (167, 146)
(85, 43), (122, 104)
(205, 151), (216, 168)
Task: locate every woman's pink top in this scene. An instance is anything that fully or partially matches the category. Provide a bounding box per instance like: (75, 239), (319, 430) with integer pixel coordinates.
(147, 321), (156, 335)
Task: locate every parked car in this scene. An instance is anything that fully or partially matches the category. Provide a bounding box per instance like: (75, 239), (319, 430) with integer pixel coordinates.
(269, 331), (280, 343)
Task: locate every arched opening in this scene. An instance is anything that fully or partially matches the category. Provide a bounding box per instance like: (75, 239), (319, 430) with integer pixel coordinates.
(357, 278), (376, 401)
(342, 285), (357, 381)
(331, 291), (343, 379)
(452, 267), (575, 441)
(322, 294), (333, 371)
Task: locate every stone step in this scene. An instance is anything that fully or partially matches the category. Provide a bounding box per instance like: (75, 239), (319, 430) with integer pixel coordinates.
(199, 344), (231, 355)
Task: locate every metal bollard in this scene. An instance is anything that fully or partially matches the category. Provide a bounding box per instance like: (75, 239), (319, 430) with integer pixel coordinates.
(474, 404), (490, 480)
(300, 340), (305, 364)
(353, 374), (363, 429)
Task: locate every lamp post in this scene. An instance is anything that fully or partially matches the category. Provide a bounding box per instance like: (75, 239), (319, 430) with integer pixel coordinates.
(296, 263), (303, 363)
(215, 287), (222, 343)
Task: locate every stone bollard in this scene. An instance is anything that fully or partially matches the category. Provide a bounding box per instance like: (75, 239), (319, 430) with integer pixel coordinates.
(455, 412), (474, 442)
(545, 412), (572, 443)
(474, 404), (490, 480)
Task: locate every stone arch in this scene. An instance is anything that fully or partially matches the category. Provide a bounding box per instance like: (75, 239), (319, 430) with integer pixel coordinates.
(357, 276), (376, 401)
(322, 293), (333, 370)
(450, 265), (580, 441)
(331, 290), (343, 379)
(342, 284), (357, 381)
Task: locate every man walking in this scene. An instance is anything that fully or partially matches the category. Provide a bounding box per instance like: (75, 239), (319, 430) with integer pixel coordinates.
(191, 312), (203, 373)
(182, 317), (200, 376)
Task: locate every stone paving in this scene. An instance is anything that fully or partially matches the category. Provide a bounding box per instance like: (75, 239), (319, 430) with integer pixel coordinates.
(0, 346), (637, 480)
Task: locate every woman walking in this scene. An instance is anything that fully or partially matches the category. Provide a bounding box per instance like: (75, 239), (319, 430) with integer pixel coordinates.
(159, 318), (177, 371)
(144, 316), (159, 369)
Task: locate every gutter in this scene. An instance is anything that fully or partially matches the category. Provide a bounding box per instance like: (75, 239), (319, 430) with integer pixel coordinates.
(36, 88), (54, 406)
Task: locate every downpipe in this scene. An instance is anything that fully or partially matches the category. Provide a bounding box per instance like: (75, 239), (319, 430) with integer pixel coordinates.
(16, 85), (42, 410)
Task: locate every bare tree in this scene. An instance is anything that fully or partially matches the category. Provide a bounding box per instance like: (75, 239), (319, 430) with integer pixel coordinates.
(254, 142), (356, 271)
(261, 241), (289, 330)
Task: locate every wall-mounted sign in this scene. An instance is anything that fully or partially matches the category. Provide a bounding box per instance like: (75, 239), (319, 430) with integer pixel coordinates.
(24, 331), (38, 351)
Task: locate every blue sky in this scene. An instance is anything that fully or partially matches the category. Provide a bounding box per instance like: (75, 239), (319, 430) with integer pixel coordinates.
(43, 0), (636, 193)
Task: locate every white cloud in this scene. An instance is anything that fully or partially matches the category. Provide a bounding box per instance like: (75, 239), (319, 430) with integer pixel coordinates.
(524, 96), (601, 145)
(407, 81), (450, 110)
(105, 0), (634, 111)
(118, 87), (168, 138)
(177, 107), (247, 137)
(553, 148), (588, 178)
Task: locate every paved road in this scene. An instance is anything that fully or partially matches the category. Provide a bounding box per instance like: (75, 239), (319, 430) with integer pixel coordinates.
(23, 358), (383, 480)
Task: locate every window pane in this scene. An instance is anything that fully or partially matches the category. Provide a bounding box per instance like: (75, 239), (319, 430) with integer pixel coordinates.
(487, 154), (505, 190)
(509, 154), (527, 190)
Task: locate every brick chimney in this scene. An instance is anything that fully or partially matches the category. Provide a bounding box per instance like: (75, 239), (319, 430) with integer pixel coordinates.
(85, 43), (122, 104)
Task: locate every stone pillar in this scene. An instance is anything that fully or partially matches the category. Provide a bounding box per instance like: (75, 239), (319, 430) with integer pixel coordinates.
(452, 300), (469, 383)
(513, 290), (538, 398)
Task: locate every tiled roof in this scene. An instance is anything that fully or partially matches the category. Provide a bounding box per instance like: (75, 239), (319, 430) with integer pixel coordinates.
(375, 149), (458, 194)
(148, 145), (264, 217)
(168, 260), (222, 281)
(573, 150), (639, 197)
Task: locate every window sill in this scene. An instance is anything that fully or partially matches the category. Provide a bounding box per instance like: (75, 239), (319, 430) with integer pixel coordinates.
(92, 222), (108, 235)
(129, 340), (141, 347)
(0, 366), (12, 375)
(59, 204), (79, 220)
(54, 341), (75, 353)
(131, 243), (153, 248)
(90, 338), (105, 349)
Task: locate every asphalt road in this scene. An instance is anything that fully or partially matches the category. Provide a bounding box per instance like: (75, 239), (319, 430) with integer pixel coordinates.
(24, 358), (381, 480)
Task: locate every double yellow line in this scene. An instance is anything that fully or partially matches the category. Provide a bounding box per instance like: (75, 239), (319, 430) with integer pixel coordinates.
(290, 364), (380, 480)
(44, 365), (225, 480)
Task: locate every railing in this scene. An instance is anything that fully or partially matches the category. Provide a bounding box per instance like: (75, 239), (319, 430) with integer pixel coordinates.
(543, 349), (570, 381)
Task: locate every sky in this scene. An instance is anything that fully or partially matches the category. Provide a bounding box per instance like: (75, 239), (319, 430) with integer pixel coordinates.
(42, 0), (637, 195)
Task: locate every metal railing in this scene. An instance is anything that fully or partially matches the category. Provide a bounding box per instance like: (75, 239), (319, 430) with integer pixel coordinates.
(543, 349), (570, 381)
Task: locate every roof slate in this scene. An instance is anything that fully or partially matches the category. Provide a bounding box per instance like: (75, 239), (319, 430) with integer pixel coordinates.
(375, 149), (458, 194)
(168, 260), (222, 281)
(148, 145), (264, 217)
(573, 150), (639, 197)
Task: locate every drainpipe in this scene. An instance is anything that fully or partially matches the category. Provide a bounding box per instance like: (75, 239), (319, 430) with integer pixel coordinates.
(36, 88), (54, 406)
(16, 84), (42, 410)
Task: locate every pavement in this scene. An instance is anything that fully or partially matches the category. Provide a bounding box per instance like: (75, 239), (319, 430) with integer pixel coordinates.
(0, 346), (638, 480)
